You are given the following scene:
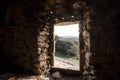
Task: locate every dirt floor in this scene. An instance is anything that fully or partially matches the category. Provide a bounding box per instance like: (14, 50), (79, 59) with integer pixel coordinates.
(0, 73), (82, 80)
(0, 57), (81, 80)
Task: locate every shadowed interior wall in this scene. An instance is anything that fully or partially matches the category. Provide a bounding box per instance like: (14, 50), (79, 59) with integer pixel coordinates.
(87, 1), (120, 80)
(0, 0), (49, 75)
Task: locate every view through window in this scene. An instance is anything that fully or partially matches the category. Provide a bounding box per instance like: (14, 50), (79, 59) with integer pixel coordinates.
(54, 22), (79, 70)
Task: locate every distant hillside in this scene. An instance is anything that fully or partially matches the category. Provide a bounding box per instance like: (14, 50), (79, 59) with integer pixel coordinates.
(59, 36), (79, 41)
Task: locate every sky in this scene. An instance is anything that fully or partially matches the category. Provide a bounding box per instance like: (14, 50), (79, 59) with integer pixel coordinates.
(54, 24), (79, 37)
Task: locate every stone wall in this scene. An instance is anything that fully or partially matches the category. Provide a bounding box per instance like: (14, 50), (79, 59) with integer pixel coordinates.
(87, 1), (120, 80)
(0, 0), (50, 76)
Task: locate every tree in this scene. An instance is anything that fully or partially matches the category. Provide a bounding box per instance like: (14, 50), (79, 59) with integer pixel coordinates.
(55, 38), (78, 57)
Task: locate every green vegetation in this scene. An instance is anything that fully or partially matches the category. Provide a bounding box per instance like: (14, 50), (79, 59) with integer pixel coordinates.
(55, 52), (78, 60)
(55, 36), (79, 59)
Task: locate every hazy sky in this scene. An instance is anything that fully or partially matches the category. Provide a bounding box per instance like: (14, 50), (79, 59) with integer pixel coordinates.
(54, 24), (79, 37)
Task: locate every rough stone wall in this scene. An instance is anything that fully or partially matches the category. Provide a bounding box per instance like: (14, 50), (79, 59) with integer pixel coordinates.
(86, 0), (120, 80)
(82, 6), (96, 80)
(3, 6), (40, 74)
(0, 0), (50, 76)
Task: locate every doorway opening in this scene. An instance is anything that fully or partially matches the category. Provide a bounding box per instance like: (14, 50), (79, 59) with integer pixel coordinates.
(53, 22), (80, 71)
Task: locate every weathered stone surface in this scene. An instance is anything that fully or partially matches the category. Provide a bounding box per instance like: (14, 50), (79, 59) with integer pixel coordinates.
(0, 73), (48, 80)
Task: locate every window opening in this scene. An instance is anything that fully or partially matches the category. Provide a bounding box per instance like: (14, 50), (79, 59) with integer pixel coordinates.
(53, 22), (80, 70)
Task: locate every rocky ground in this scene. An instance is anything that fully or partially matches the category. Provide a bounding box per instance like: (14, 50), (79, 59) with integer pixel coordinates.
(54, 57), (79, 70)
(0, 73), (47, 80)
(0, 72), (82, 80)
